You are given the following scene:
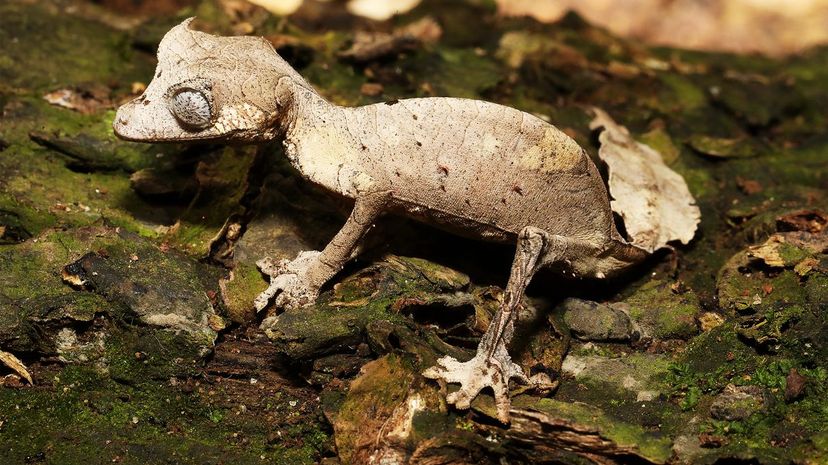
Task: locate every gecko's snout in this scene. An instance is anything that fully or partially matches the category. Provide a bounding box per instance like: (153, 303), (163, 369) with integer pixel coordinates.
(112, 103), (136, 140)
(112, 98), (179, 142)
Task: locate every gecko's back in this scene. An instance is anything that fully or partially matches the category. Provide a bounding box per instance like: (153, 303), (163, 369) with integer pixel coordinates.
(340, 97), (616, 246)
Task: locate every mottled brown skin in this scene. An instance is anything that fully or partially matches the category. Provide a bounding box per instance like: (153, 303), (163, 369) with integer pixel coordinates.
(114, 20), (646, 423)
(295, 93), (609, 241)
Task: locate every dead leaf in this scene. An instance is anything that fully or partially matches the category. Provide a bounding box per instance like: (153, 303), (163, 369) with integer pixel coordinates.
(61, 266), (88, 288)
(338, 17), (442, 63)
(589, 108), (700, 253)
(749, 235), (790, 267)
(794, 257), (820, 276)
(208, 314), (227, 332)
(777, 210), (828, 234)
(360, 82), (384, 97)
(699, 312), (725, 332)
(43, 85), (112, 114)
(785, 368), (807, 402)
(0, 350), (33, 385)
(687, 135), (756, 159)
(749, 231), (828, 268)
(736, 177), (763, 195)
(346, 0), (421, 21)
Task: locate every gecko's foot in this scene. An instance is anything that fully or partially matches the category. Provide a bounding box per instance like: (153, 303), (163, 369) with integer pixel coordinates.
(254, 251), (321, 311)
(423, 349), (530, 424)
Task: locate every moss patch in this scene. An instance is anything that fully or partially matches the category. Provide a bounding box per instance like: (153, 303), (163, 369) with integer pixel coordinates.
(624, 279), (700, 340)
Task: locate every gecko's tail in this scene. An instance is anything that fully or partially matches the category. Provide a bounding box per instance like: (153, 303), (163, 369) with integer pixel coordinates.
(589, 108), (700, 255)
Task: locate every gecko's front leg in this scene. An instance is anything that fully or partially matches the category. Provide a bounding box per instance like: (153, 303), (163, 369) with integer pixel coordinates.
(254, 190), (392, 311)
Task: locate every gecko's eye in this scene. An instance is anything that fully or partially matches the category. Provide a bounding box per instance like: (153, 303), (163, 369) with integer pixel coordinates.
(170, 89), (213, 130)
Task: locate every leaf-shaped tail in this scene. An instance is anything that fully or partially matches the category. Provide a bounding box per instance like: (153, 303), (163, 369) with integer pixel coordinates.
(589, 108), (700, 253)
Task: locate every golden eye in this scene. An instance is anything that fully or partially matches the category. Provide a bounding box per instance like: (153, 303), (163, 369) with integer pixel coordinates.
(170, 89), (213, 130)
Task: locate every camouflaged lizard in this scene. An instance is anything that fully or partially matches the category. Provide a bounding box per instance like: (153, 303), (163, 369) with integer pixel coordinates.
(114, 19), (699, 423)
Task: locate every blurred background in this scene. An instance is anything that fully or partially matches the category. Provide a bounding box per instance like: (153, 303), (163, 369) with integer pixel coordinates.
(98, 0), (828, 55)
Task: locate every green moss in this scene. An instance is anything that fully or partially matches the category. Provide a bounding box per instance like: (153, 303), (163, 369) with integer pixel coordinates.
(0, 2), (144, 93)
(333, 354), (415, 464)
(412, 48), (503, 99)
(556, 355), (690, 436)
(662, 327), (752, 416)
(625, 279), (700, 340)
(671, 155), (717, 200)
(265, 255), (472, 359)
(299, 31), (367, 106)
(394, 256), (470, 289)
(716, 240), (826, 359)
(777, 242), (812, 265)
(221, 262), (267, 323)
(805, 271), (828, 304)
(665, 323), (828, 457)
(637, 126), (680, 164)
(0, 192), (57, 242)
(656, 74), (707, 112)
(105, 329), (206, 384)
(163, 146), (256, 255)
(686, 135), (759, 159)
(0, 223), (218, 363)
(718, 252), (810, 313)
(0, 363), (325, 465)
(0, 110), (164, 239)
(522, 398), (674, 463)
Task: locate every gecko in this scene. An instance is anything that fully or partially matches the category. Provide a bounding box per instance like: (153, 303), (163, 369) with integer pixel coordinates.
(114, 19), (698, 423)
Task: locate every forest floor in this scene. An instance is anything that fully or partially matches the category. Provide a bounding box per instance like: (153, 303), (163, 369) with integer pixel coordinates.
(0, 0), (826, 464)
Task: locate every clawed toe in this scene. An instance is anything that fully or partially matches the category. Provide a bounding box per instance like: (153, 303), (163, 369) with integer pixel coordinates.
(423, 352), (527, 423)
(256, 256), (290, 277)
(254, 273), (300, 311)
(254, 251), (323, 311)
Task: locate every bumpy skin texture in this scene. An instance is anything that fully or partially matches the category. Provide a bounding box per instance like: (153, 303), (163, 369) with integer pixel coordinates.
(114, 20), (661, 423)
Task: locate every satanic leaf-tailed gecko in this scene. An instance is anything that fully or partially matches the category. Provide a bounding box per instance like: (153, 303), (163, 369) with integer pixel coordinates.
(114, 19), (699, 423)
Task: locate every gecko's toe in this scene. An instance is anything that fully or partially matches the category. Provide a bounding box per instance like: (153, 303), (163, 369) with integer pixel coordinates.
(256, 256), (290, 277)
(446, 386), (479, 410)
(254, 251), (323, 311)
(254, 273), (297, 312)
(423, 352), (526, 424)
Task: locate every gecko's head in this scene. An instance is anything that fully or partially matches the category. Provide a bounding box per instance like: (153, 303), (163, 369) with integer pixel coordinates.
(114, 18), (300, 143)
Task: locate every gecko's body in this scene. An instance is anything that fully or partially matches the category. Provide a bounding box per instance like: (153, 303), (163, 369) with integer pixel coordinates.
(288, 90), (638, 273)
(114, 20), (687, 423)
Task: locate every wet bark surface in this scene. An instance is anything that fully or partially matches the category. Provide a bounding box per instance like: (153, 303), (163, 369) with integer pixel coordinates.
(0, 0), (826, 464)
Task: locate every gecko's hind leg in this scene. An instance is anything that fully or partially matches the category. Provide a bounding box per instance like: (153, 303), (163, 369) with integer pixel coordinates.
(424, 226), (571, 424)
